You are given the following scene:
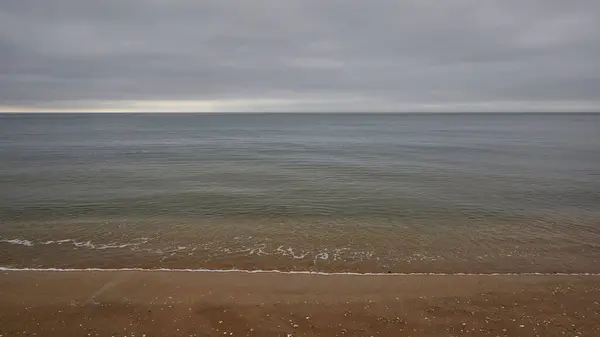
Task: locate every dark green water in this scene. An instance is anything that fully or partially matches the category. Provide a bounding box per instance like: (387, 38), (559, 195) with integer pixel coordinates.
(1, 113), (599, 272)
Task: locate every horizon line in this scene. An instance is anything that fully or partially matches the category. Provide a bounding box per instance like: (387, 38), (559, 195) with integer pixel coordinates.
(1, 111), (599, 114)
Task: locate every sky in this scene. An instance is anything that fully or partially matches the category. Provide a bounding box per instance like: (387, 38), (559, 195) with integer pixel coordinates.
(1, 0), (599, 112)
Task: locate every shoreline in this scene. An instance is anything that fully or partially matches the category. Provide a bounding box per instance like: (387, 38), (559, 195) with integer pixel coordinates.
(1, 271), (599, 336)
(3, 266), (600, 276)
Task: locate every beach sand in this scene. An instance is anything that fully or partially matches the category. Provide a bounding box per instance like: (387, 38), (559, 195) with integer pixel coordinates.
(1, 271), (599, 336)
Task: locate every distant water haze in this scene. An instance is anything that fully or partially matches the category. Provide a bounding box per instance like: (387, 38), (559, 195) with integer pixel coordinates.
(0, 113), (599, 273)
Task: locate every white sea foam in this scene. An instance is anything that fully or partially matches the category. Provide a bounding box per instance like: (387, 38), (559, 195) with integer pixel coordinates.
(313, 251), (329, 263)
(96, 243), (132, 250)
(275, 246), (308, 259)
(0, 266), (599, 276)
(5, 237), (150, 250)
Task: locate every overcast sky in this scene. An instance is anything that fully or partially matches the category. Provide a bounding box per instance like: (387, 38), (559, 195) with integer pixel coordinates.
(1, 0), (599, 112)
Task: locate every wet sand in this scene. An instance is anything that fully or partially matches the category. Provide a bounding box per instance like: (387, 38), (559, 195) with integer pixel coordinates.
(1, 271), (599, 336)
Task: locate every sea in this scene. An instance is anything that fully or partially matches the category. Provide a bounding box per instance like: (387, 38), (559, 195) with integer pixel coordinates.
(1, 113), (599, 273)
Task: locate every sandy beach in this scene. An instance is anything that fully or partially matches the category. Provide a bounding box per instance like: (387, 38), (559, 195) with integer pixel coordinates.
(0, 271), (598, 336)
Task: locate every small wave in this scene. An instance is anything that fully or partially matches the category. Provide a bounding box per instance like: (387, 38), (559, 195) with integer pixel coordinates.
(0, 238), (34, 247)
(0, 266), (599, 276)
(42, 239), (72, 245)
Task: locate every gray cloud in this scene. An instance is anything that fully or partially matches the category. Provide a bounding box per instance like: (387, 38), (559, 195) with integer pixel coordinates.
(1, 0), (599, 111)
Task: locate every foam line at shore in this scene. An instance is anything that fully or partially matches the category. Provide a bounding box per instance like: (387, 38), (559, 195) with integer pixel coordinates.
(1, 267), (599, 276)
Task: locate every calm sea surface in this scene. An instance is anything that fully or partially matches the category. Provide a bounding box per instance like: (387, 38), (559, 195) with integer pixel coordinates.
(1, 113), (599, 273)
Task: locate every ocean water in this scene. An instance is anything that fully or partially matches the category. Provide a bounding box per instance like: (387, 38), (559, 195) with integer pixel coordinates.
(0, 113), (599, 273)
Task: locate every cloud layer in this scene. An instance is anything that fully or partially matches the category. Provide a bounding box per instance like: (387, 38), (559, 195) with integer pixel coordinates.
(1, 0), (599, 112)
